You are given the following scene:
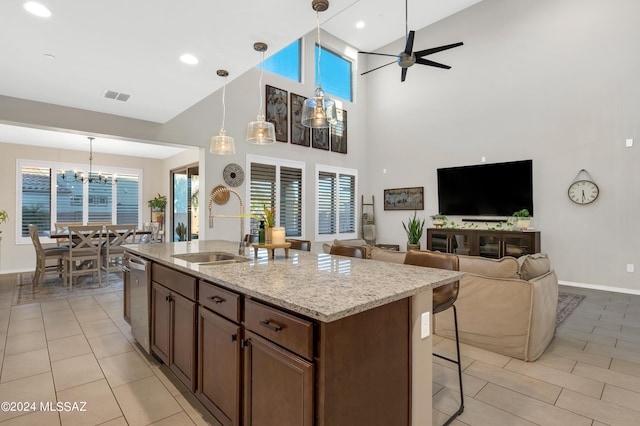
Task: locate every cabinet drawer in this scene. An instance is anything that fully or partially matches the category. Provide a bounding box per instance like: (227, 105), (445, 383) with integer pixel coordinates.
(152, 262), (197, 300)
(199, 280), (241, 323)
(244, 299), (314, 360)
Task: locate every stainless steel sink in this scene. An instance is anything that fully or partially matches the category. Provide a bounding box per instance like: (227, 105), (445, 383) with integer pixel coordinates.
(171, 252), (249, 265)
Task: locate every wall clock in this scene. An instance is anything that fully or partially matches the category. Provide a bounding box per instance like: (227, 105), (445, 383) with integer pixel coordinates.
(568, 169), (599, 205)
(223, 163), (244, 187)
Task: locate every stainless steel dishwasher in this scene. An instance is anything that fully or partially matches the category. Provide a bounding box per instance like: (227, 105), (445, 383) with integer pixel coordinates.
(124, 252), (151, 354)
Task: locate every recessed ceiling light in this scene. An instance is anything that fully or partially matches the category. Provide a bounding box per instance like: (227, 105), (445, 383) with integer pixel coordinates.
(355, 21), (365, 29)
(180, 54), (199, 65)
(23, 2), (51, 18)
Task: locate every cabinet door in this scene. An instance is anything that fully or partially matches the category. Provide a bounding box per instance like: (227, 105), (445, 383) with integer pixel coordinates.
(428, 231), (450, 252)
(503, 234), (533, 258)
(171, 291), (197, 392)
(243, 331), (313, 426)
(450, 231), (474, 255)
(477, 233), (502, 258)
(151, 282), (171, 364)
(198, 308), (241, 426)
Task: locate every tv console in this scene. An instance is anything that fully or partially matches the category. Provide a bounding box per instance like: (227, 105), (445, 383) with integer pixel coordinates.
(426, 228), (540, 259)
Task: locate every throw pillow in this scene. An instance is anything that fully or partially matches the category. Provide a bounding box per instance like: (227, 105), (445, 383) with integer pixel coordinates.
(458, 255), (520, 278)
(518, 253), (551, 280)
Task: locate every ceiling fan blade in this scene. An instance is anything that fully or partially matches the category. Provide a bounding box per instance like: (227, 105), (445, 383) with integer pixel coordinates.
(358, 51), (399, 58)
(415, 57), (451, 69)
(404, 30), (415, 55)
(361, 60), (397, 76)
(401, 67), (408, 82)
(414, 42), (464, 58)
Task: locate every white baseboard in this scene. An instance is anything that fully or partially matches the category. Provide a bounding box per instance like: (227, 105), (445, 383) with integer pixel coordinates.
(559, 280), (640, 296)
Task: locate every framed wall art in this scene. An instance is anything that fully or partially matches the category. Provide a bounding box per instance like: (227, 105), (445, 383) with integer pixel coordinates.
(330, 108), (347, 154)
(383, 187), (424, 210)
(290, 93), (310, 146)
(312, 127), (330, 150)
(266, 85), (288, 142)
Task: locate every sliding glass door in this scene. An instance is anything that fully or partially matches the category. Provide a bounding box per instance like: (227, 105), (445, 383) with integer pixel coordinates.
(171, 164), (199, 242)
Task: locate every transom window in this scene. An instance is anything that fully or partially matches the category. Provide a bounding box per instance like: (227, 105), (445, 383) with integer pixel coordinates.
(263, 39), (301, 83)
(316, 45), (353, 102)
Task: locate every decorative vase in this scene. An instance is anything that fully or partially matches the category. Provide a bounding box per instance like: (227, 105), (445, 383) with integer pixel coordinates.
(433, 220), (444, 228)
(265, 227), (273, 244)
(516, 218), (530, 230)
(407, 242), (420, 251)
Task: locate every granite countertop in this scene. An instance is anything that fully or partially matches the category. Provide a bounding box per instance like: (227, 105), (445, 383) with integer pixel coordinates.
(125, 240), (463, 323)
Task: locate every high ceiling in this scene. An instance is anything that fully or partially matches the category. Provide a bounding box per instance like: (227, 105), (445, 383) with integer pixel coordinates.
(0, 0), (480, 157)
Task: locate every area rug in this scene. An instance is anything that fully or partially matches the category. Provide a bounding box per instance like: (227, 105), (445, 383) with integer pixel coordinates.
(556, 291), (586, 326)
(11, 272), (123, 306)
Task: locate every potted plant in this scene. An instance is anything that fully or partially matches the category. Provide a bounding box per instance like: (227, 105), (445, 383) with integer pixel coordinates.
(0, 210), (8, 237)
(175, 222), (187, 241)
(402, 211), (425, 251)
(430, 213), (447, 228)
(512, 209), (531, 230)
(148, 193), (167, 211)
(263, 205), (276, 243)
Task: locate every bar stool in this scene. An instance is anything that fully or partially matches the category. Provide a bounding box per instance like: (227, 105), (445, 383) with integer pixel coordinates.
(404, 250), (464, 425)
(329, 245), (365, 258)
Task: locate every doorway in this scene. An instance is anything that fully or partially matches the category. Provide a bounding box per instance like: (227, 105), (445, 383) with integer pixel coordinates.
(171, 164), (199, 242)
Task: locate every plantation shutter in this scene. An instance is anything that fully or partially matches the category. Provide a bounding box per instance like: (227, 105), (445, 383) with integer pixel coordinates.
(318, 171), (336, 235)
(250, 162), (276, 231)
(280, 166), (303, 237)
(21, 165), (52, 237)
(116, 173), (139, 224)
(338, 173), (356, 234)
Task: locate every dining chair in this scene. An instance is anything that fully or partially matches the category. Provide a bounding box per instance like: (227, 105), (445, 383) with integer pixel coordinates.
(53, 222), (82, 248)
(329, 245), (365, 258)
(404, 250), (464, 425)
(286, 238), (311, 251)
(29, 224), (66, 285)
(63, 225), (103, 290)
(102, 224), (137, 283)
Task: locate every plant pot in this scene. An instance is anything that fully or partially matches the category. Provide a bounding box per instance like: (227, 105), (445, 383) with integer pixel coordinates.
(432, 220), (445, 228)
(407, 243), (420, 251)
(516, 218), (530, 230)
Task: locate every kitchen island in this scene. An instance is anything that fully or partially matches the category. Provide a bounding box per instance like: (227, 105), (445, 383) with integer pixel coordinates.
(125, 240), (463, 426)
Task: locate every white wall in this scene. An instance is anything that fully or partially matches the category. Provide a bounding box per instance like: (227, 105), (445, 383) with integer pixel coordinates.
(0, 142), (167, 272)
(366, 0), (640, 292)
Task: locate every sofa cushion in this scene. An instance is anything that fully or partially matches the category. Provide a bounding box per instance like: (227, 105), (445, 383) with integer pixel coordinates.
(518, 253), (551, 280)
(371, 247), (406, 264)
(458, 255), (520, 279)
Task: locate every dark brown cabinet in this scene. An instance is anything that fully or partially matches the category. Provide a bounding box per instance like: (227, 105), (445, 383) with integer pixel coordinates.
(243, 330), (314, 426)
(197, 281), (242, 426)
(427, 228), (540, 258)
(151, 263), (197, 392)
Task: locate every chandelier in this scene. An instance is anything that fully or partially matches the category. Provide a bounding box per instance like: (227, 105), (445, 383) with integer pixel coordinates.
(61, 137), (116, 184)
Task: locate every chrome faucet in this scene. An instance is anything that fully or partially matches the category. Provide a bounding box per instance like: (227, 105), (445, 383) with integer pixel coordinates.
(208, 186), (247, 255)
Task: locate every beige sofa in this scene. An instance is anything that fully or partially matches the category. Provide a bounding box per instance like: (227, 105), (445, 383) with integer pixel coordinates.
(359, 247), (558, 361)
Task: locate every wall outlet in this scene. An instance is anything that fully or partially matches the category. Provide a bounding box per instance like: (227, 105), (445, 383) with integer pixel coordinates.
(627, 264), (635, 273)
(421, 312), (431, 339)
(626, 138), (633, 147)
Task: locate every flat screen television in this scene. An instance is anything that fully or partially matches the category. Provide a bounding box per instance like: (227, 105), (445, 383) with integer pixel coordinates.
(437, 160), (533, 216)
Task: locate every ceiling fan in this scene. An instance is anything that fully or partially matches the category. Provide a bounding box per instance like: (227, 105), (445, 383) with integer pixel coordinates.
(359, 0), (464, 82)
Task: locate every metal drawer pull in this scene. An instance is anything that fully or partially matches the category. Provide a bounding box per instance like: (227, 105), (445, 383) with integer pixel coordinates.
(259, 320), (282, 332)
(207, 296), (225, 304)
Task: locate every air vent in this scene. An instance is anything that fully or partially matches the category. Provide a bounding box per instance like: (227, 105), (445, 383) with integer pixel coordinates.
(103, 90), (131, 102)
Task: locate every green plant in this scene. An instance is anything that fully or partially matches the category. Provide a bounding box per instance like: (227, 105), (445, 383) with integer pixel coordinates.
(430, 213), (447, 222)
(513, 209), (530, 218)
(263, 204), (275, 227)
(0, 210), (8, 235)
(402, 211), (425, 244)
(175, 222), (187, 241)
(148, 193), (167, 210)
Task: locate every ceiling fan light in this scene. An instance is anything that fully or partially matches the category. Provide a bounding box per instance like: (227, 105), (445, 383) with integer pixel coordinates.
(210, 128), (235, 155)
(246, 113), (276, 144)
(301, 86), (337, 128)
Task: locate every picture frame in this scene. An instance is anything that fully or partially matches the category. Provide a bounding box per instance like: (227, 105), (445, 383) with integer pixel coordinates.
(266, 85), (288, 142)
(383, 187), (424, 210)
(312, 127), (330, 150)
(330, 108), (347, 154)
(290, 93), (310, 147)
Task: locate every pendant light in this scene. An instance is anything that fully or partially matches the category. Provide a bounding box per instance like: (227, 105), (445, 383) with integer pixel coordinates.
(246, 42), (276, 144)
(210, 69), (236, 155)
(302, 0), (337, 129)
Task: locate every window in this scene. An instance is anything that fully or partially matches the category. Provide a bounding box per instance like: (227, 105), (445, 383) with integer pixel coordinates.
(247, 156), (304, 238)
(316, 45), (353, 101)
(263, 39), (301, 82)
(17, 159), (142, 242)
(316, 165), (357, 241)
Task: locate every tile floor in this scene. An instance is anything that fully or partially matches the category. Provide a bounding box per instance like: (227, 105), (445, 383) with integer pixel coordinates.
(1, 271), (639, 425)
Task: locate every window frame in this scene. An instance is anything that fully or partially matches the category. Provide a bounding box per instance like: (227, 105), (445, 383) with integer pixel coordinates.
(16, 158), (142, 244)
(245, 155), (306, 239)
(315, 164), (358, 242)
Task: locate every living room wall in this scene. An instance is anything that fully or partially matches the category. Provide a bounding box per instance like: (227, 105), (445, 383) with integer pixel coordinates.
(365, 0), (640, 292)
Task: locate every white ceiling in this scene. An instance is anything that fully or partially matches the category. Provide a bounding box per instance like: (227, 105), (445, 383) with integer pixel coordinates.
(0, 0), (480, 158)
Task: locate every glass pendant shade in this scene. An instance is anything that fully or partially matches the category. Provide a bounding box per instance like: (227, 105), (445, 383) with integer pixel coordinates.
(246, 112), (276, 144)
(301, 86), (337, 128)
(210, 128), (235, 155)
